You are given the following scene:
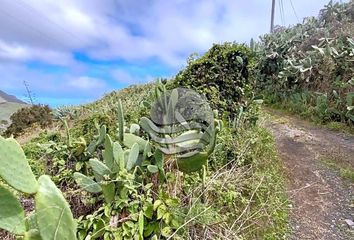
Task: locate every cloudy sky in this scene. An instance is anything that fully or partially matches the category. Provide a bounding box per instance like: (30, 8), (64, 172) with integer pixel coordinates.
(0, 0), (338, 106)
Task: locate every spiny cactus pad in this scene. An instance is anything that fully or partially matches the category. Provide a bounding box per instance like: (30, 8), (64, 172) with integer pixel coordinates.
(35, 175), (76, 240)
(0, 185), (26, 234)
(0, 136), (38, 194)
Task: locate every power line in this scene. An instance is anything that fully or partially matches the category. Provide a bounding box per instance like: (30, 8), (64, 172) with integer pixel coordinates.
(289, 0), (300, 22)
(270, 0), (276, 32)
(278, 0), (285, 26)
(281, 0), (286, 25)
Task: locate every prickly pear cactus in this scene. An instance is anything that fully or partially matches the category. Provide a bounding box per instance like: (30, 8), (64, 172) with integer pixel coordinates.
(0, 136), (38, 193)
(0, 185), (26, 235)
(35, 175), (77, 240)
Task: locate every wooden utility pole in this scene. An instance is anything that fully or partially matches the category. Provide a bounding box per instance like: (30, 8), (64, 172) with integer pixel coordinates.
(270, 0), (276, 33)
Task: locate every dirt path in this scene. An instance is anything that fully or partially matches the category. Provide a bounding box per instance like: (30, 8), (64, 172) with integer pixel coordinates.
(265, 109), (354, 240)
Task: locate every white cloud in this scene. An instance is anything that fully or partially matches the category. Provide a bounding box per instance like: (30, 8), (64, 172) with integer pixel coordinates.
(67, 76), (106, 91)
(0, 0), (338, 68)
(111, 69), (154, 84)
(0, 0), (343, 105)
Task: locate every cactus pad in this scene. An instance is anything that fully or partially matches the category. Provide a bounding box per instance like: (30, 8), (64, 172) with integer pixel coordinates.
(0, 185), (26, 234)
(35, 175), (76, 240)
(0, 136), (38, 194)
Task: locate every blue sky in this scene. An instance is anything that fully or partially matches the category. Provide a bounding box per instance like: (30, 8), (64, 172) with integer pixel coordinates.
(0, 0), (341, 107)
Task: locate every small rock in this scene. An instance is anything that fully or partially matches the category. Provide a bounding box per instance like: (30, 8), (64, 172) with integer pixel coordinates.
(344, 219), (354, 228)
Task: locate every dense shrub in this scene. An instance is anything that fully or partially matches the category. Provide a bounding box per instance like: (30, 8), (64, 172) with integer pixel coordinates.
(255, 1), (354, 124)
(4, 104), (52, 136)
(171, 43), (254, 117)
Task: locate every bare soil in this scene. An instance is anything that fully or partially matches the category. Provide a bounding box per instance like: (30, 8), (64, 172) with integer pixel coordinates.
(265, 109), (354, 240)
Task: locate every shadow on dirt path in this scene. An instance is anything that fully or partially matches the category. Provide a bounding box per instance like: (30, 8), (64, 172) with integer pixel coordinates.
(265, 109), (354, 240)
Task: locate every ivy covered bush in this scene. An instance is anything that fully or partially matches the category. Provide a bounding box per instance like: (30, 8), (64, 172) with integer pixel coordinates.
(172, 43), (254, 117)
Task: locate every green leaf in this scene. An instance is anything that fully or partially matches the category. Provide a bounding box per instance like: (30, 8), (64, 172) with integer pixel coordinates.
(102, 183), (115, 204)
(24, 229), (42, 240)
(35, 175), (76, 240)
(143, 203), (154, 219)
(177, 152), (209, 173)
(73, 172), (102, 193)
(129, 124), (140, 134)
(91, 218), (105, 239)
(0, 136), (38, 194)
(138, 211), (144, 238)
(147, 165), (159, 174)
(153, 200), (163, 211)
(142, 141), (152, 160)
(98, 125), (107, 145)
(161, 226), (172, 237)
(154, 149), (164, 169)
(117, 99), (125, 142)
(0, 185), (26, 234)
(126, 143), (140, 171)
(157, 205), (167, 220)
(236, 56), (243, 65)
(102, 135), (115, 171)
(123, 133), (148, 152)
(89, 158), (112, 182)
(113, 142), (125, 171)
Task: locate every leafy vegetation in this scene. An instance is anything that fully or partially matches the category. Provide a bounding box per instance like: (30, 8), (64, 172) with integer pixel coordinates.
(0, 136), (76, 239)
(1, 33), (290, 240)
(256, 0), (354, 126)
(172, 43), (254, 117)
(5, 104), (52, 137)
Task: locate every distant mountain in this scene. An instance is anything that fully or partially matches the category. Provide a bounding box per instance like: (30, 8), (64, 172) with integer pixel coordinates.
(0, 90), (26, 104)
(0, 90), (27, 133)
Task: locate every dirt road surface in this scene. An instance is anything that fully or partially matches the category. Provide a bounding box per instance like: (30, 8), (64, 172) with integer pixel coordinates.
(266, 109), (354, 240)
